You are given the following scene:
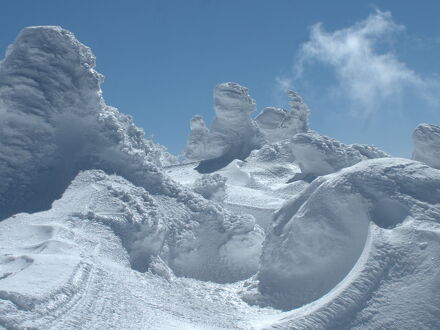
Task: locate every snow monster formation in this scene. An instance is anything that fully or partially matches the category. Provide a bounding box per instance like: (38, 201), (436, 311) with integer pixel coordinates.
(1, 26), (440, 330)
(0, 26), (174, 220)
(255, 91), (309, 143)
(0, 26), (263, 282)
(185, 82), (265, 172)
(184, 85), (311, 172)
(287, 131), (389, 181)
(412, 123), (440, 169)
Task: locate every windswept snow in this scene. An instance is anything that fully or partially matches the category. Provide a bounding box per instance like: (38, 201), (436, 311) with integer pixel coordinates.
(287, 131), (389, 181)
(0, 170), (271, 329)
(251, 158), (440, 328)
(1, 25), (440, 330)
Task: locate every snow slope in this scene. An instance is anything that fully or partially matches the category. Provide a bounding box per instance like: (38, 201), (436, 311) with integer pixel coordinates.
(0, 170), (273, 329)
(1, 25), (440, 330)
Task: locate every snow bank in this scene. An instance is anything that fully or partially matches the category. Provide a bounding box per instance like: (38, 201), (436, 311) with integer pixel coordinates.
(287, 132), (389, 181)
(0, 26), (174, 220)
(255, 158), (440, 327)
(412, 123), (440, 169)
(255, 91), (309, 143)
(185, 83), (265, 171)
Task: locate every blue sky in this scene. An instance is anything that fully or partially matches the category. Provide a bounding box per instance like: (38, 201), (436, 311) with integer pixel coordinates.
(1, 0), (439, 156)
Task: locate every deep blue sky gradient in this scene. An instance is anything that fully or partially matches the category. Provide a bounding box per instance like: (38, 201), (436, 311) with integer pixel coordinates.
(1, 0), (439, 156)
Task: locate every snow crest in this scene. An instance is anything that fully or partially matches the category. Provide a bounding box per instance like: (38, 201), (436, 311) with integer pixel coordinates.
(287, 131), (389, 181)
(254, 158), (440, 329)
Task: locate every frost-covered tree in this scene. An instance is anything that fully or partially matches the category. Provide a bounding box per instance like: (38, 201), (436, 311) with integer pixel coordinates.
(193, 174), (227, 202)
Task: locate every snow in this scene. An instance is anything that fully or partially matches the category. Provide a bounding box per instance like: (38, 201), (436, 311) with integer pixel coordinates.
(184, 83), (264, 170)
(0, 26), (175, 220)
(255, 91), (309, 143)
(287, 131), (389, 181)
(192, 173), (227, 202)
(253, 158), (440, 329)
(1, 25), (440, 329)
(0, 171), (273, 329)
(412, 123), (440, 169)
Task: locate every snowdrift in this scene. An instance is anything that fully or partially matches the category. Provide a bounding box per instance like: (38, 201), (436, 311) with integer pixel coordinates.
(287, 131), (389, 181)
(253, 158), (440, 328)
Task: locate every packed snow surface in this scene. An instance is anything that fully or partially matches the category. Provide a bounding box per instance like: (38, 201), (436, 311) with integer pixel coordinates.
(1, 26), (440, 330)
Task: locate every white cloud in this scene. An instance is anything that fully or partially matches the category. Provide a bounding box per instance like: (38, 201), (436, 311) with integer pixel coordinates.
(293, 10), (440, 116)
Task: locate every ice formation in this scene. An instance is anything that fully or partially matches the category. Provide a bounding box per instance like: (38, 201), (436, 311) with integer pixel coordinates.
(287, 131), (389, 181)
(192, 173), (227, 202)
(185, 83), (265, 172)
(0, 26), (175, 220)
(1, 25), (440, 330)
(185, 85), (311, 172)
(412, 123), (440, 169)
(255, 90), (309, 143)
(183, 115), (211, 161)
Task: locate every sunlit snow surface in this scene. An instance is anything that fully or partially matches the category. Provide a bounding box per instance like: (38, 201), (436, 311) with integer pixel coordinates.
(1, 26), (440, 329)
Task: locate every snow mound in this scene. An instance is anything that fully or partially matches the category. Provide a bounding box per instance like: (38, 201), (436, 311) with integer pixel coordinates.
(185, 82), (265, 172)
(0, 26), (174, 220)
(255, 91), (309, 143)
(288, 131), (389, 181)
(254, 158), (440, 329)
(412, 123), (440, 169)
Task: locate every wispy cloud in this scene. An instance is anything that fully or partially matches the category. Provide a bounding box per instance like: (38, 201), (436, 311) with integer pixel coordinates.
(283, 10), (440, 116)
